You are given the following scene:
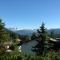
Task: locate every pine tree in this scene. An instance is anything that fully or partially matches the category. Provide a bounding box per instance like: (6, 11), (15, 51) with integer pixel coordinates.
(31, 32), (37, 40)
(50, 31), (55, 38)
(32, 23), (47, 55)
(0, 19), (10, 53)
(0, 19), (10, 42)
(0, 19), (5, 42)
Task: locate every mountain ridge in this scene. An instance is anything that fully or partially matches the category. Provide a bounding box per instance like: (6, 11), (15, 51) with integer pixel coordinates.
(15, 28), (60, 36)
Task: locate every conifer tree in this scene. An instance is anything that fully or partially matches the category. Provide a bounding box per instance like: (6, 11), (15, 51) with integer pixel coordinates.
(50, 31), (55, 38)
(31, 32), (37, 40)
(0, 19), (10, 42)
(0, 19), (10, 53)
(32, 23), (47, 55)
(0, 19), (5, 42)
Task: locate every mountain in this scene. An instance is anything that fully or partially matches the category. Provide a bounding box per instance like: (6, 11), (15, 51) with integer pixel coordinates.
(16, 29), (37, 36)
(48, 28), (60, 34)
(15, 29), (60, 36)
(5, 28), (21, 39)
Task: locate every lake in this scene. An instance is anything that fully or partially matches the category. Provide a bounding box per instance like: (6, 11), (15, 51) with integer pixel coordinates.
(19, 40), (38, 55)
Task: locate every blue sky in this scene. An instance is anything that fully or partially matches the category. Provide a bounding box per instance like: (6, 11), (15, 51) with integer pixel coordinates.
(0, 0), (60, 29)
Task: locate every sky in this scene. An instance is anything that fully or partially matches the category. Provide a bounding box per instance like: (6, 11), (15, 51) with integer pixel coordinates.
(0, 0), (60, 30)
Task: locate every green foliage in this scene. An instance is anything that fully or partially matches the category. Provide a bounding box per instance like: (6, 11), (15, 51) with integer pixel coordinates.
(31, 33), (37, 40)
(32, 23), (47, 55)
(37, 23), (47, 40)
(22, 35), (31, 42)
(0, 51), (60, 60)
(10, 44), (16, 50)
(0, 51), (21, 60)
(50, 31), (55, 38)
(0, 19), (11, 43)
(0, 19), (10, 53)
(0, 19), (60, 60)
(0, 19), (6, 42)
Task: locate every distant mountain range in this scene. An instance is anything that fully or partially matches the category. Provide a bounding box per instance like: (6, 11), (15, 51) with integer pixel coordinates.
(15, 29), (37, 36)
(15, 28), (60, 36)
(48, 28), (60, 34)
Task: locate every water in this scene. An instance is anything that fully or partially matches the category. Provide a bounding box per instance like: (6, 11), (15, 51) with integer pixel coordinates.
(20, 40), (38, 55)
